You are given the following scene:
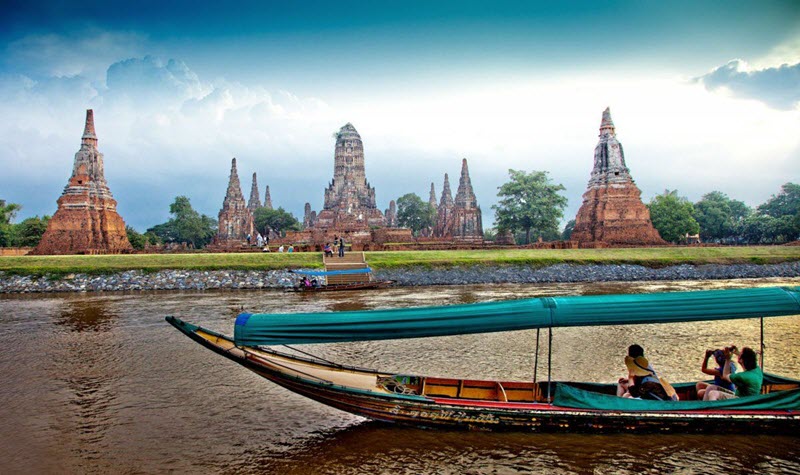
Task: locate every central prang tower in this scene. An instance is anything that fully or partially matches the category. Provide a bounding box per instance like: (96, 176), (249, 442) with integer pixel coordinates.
(314, 123), (385, 230)
(570, 107), (665, 246)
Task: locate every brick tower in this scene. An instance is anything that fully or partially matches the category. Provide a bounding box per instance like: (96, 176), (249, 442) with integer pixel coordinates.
(32, 110), (132, 255)
(217, 158), (253, 242)
(314, 123), (385, 230)
(570, 108), (666, 246)
(451, 158), (483, 242)
(433, 173), (455, 237)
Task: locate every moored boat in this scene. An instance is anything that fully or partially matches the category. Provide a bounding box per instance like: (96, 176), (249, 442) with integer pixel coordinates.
(167, 286), (800, 433)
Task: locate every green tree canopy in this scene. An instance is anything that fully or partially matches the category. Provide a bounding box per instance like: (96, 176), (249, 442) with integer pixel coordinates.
(253, 207), (301, 238)
(693, 191), (751, 242)
(647, 190), (700, 243)
(756, 183), (800, 242)
(13, 216), (50, 247)
(396, 193), (436, 236)
(492, 170), (568, 244)
(146, 196), (217, 248)
(0, 200), (21, 225)
(0, 200), (23, 247)
(561, 219), (576, 241)
(126, 226), (147, 251)
(758, 183), (800, 218)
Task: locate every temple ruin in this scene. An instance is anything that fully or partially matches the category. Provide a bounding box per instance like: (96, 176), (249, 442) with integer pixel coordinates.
(450, 159), (483, 242)
(247, 172), (261, 211)
(264, 185), (273, 210)
(432, 160), (483, 241)
(385, 200), (397, 227)
(433, 173), (454, 238)
(216, 158), (254, 243)
(32, 110), (132, 255)
(312, 123), (385, 231)
(570, 108), (666, 247)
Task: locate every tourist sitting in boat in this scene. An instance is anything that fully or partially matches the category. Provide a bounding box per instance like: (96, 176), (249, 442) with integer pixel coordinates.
(311, 278), (321, 288)
(302, 276), (312, 288)
(617, 344), (673, 401)
(323, 243), (333, 257)
(696, 348), (736, 399)
(703, 346), (763, 401)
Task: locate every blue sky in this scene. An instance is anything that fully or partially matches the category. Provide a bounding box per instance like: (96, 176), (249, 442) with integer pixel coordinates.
(1, 1), (799, 231)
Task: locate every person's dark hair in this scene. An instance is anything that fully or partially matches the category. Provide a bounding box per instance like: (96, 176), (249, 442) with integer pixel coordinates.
(740, 347), (758, 371)
(713, 349), (726, 366)
(628, 344), (644, 358)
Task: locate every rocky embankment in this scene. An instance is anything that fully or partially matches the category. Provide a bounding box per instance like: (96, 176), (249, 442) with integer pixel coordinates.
(1, 262), (799, 293)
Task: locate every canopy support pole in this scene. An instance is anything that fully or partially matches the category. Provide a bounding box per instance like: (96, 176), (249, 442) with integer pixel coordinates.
(760, 316), (765, 370)
(547, 326), (553, 404)
(533, 328), (540, 384)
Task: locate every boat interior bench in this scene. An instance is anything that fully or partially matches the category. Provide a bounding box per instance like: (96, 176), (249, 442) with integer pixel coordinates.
(390, 375), (800, 403)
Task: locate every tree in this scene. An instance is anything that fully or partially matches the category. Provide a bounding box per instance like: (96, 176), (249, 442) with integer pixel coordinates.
(693, 191), (751, 242)
(253, 207), (301, 238)
(738, 214), (774, 244)
(126, 226), (147, 251)
(757, 183), (800, 242)
(482, 228), (497, 242)
(647, 190), (700, 244)
(0, 200), (22, 247)
(758, 183), (800, 218)
(561, 219), (576, 241)
(146, 196), (217, 248)
(492, 170), (568, 244)
(13, 216), (50, 247)
(0, 200), (21, 225)
(396, 193), (436, 236)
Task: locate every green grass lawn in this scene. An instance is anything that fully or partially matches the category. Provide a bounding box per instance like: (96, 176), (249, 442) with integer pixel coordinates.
(0, 246), (798, 276)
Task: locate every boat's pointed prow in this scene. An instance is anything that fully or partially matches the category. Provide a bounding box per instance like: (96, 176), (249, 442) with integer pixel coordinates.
(165, 315), (200, 336)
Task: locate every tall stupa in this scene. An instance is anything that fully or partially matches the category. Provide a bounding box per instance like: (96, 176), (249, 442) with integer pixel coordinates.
(217, 158), (254, 242)
(570, 108), (666, 246)
(313, 123), (385, 230)
(32, 110), (132, 255)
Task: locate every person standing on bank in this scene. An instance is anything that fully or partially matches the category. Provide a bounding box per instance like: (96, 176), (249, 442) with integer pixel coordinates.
(338, 236), (345, 257)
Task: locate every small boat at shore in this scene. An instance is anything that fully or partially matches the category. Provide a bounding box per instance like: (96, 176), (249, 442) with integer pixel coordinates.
(167, 286), (800, 433)
(286, 268), (393, 292)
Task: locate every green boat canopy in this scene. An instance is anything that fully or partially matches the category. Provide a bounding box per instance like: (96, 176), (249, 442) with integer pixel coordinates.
(233, 286), (800, 346)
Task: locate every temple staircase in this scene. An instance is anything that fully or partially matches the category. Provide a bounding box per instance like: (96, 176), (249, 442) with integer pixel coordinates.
(323, 252), (374, 285)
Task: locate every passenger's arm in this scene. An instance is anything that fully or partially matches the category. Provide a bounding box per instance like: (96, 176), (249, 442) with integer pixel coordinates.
(720, 352), (735, 384)
(700, 350), (718, 376)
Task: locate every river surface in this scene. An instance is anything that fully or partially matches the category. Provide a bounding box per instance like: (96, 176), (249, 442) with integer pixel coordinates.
(2, 278), (800, 474)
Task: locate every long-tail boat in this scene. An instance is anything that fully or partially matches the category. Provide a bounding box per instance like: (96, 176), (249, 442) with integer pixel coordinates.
(167, 286), (800, 433)
(286, 268), (393, 292)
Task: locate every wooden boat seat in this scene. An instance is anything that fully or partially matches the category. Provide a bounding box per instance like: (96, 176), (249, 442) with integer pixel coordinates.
(421, 377), (538, 402)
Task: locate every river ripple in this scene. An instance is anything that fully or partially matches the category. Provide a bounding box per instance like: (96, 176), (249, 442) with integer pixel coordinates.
(1, 278), (799, 474)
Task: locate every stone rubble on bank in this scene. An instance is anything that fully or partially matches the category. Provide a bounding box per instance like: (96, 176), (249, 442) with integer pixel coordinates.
(0, 262), (798, 293)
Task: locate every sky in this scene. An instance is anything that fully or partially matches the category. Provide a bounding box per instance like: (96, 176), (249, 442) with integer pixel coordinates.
(1, 0), (799, 231)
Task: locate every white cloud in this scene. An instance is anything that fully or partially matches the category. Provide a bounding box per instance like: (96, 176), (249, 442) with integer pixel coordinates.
(105, 56), (207, 104)
(694, 59), (800, 110)
(1, 48), (798, 232)
(754, 32), (800, 69)
(5, 31), (148, 80)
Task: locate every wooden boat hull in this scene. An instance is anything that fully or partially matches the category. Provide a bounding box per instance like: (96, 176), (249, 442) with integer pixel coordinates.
(287, 281), (394, 292)
(166, 316), (800, 433)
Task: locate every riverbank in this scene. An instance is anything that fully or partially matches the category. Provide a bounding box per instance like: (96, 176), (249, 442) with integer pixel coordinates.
(1, 246), (799, 277)
(1, 262), (799, 293)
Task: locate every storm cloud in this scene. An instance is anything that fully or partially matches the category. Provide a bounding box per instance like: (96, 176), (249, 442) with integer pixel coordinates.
(695, 59), (800, 110)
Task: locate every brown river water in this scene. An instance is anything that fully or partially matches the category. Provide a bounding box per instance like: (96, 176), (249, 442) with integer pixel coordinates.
(2, 278), (800, 474)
